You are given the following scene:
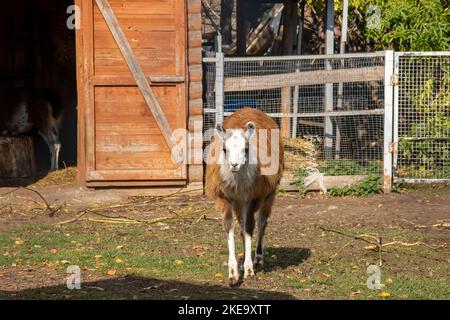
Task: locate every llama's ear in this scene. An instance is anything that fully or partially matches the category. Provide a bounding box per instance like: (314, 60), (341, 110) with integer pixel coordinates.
(244, 121), (256, 139)
(215, 123), (225, 139)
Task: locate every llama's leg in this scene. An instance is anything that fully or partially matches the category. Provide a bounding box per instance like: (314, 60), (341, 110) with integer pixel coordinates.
(241, 201), (256, 279)
(38, 125), (61, 171)
(218, 198), (239, 286)
(255, 193), (275, 268)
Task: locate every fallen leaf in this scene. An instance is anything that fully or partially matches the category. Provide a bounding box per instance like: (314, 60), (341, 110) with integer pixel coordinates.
(379, 291), (391, 298)
(214, 273), (223, 279)
(50, 249), (57, 254)
(116, 245), (124, 250)
(15, 239), (24, 245)
(387, 278), (393, 283)
(174, 259), (184, 265)
(61, 260), (71, 265)
(94, 255), (102, 260)
(106, 269), (117, 276)
(351, 291), (361, 296)
(114, 257), (123, 263)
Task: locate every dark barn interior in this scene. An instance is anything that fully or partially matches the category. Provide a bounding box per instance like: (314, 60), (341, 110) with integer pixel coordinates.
(0, 0), (77, 174)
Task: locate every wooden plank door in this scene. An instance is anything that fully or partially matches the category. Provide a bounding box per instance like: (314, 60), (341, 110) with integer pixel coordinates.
(76, 0), (187, 186)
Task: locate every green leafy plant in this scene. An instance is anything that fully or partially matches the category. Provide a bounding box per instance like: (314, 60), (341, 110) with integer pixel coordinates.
(398, 57), (450, 179)
(317, 160), (382, 176)
(328, 175), (382, 197)
(292, 168), (309, 196)
(364, 0), (450, 51)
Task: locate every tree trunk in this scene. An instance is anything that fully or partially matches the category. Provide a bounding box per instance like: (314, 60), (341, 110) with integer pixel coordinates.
(220, 0), (234, 49)
(0, 136), (36, 178)
(281, 0), (298, 55)
(236, 0), (248, 56)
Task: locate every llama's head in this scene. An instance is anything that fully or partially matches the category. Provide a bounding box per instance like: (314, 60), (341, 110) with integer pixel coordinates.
(215, 121), (256, 172)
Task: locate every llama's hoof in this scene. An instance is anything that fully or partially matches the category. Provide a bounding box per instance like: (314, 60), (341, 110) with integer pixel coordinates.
(228, 261), (239, 286)
(228, 275), (239, 287)
(254, 254), (264, 268)
(244, 270), (255, 279)
(244, 264), (255, 279)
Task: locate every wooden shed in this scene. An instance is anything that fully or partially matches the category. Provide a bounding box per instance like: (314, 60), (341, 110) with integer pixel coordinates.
(75, 0), (203, 187)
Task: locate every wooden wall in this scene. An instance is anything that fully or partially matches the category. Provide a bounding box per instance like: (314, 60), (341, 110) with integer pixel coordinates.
(187, 0), (203, 182)
(76, 0), (204, 186)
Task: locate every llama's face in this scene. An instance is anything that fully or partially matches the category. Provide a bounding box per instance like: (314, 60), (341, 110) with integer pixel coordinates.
(216, 122), (255, 172)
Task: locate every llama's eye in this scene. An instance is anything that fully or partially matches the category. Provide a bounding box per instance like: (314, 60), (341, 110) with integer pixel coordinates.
(223, 147), (227, 153)
(245, 145), (249, 152)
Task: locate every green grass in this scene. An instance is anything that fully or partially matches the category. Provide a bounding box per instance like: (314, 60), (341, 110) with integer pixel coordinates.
(0, 219), (448, 299)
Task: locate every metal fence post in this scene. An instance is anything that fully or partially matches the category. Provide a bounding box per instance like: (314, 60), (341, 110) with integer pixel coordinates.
(383, 50), (395, 193)
(324, 0), (334, 158)
(215, 51), (225, 125)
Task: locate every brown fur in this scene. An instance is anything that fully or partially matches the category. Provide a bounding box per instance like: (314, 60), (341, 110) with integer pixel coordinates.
(205, 108), (284, 203)
(205, 108), (284, 283)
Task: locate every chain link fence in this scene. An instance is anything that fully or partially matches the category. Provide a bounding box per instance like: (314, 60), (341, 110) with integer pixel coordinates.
(203, 52), (386, 182)
(394, 52), (450, 182)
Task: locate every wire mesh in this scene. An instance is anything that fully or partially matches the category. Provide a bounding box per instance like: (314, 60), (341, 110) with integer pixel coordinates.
(396, 53), (450, 180)
(203, 53), (386, 177)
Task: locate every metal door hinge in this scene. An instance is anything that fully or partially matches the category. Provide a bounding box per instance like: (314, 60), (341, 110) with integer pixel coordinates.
(390, 74), (399, 86)
(389, 142), (397, 153)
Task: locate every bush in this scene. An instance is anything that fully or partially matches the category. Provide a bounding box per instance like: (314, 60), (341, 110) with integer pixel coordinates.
(328, 175), (383, 197)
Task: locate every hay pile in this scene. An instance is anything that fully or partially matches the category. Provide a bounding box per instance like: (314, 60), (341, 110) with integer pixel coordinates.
(32, 167), (78, 187)
(283, 138), (319, 173)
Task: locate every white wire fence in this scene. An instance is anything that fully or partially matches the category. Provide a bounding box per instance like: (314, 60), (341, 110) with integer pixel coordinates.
(203, 52), (386, 181)
(202, 51), (450, 190)
(394, 52), (450, 183)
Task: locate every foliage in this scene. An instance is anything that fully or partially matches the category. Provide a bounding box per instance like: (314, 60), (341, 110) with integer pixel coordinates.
(363, 0), (450, 51)
(292, 168), (309, 196)
(317, 160), (382, 176)
(398, 57), (450, 178)
(328, 175), (382, 196)
(308, 0), (450, 52)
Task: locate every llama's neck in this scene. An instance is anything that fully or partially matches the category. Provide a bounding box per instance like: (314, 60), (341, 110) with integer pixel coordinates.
(219, 164), (257, 199)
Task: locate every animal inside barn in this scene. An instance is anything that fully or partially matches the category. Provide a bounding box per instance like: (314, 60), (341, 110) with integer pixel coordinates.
(0, 0), (203, 187)
(0, 0), (77, 182)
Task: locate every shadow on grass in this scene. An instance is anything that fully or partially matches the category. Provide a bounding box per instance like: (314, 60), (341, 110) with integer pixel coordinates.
(262, 247), (310, 272)
(0, 275), (296, 300)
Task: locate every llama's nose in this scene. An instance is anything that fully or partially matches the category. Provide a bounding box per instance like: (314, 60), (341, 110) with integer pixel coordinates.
(231, 163), (239, 168)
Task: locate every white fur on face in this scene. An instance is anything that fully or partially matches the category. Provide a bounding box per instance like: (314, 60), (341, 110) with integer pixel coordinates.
(224, 129), (248, 172)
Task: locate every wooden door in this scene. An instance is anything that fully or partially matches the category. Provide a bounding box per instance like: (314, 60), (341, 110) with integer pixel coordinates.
(76, 0), (187, 186)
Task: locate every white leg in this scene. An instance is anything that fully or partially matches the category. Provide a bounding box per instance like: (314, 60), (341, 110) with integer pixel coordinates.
(38, 129), (60, 171)
(54, 143), (61, 170)
(227, 227), (239, 286)
(242, 203), (255, 278)
(49, 144), (56, 171)
(243, 231), (254, 278)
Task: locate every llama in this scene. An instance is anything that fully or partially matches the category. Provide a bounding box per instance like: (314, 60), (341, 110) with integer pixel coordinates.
(0, 89), (63, 171)
(205, 108), (284, 286)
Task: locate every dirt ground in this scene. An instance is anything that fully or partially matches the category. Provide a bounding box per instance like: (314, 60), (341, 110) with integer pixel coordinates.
(0, 183), (449, 300)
